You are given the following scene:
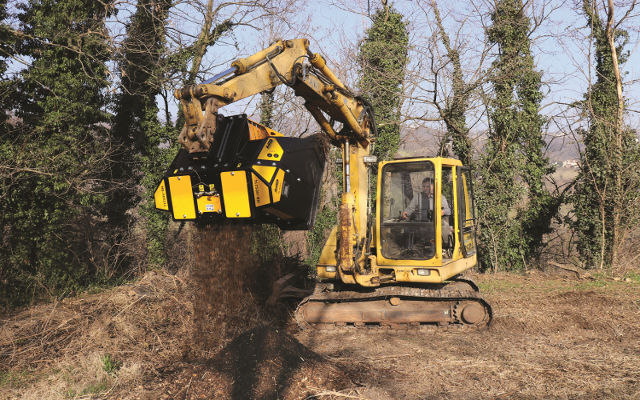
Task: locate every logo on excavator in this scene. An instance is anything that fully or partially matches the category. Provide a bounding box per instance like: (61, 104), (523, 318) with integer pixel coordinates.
(159, 186), (167, 206)
(253, 177), (262, 204)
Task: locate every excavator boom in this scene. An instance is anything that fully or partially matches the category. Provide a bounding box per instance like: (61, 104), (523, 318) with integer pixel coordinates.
(176, 38), (369, 154)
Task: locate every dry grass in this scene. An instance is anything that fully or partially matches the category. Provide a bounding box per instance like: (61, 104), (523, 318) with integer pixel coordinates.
(1, 243), (639, 399)
(296, 270), (640, 400)
(0, 224), (333, 399)
(0, 270), (192, 399)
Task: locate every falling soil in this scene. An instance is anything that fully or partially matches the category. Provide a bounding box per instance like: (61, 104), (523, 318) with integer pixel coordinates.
(187, 224), (260, 359)
(1, 249), (639, 399)
(186, 224), (311, 359)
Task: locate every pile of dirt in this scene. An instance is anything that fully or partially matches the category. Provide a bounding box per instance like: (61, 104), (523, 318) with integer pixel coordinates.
(145, 325), (354, 399)
(187, 224), (312, 358)
(188, 224), (261, 359)
(0, 270), (193, 398)
(0, 224), (334, 399)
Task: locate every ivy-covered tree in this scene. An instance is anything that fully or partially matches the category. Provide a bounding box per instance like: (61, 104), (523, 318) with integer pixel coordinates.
(572, 0), (639, 269)
(0, 0), (17, 309)
(110, 0), (173, 268)
(358, 5), (408, 161)
(0, 0), (11, 129)
(302, 8), (409, 268)
(1, 0), (114, 308)
(476, 0), (555, 271)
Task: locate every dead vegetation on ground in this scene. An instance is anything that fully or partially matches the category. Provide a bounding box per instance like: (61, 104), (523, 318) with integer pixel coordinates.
(1, 238), (639, 399)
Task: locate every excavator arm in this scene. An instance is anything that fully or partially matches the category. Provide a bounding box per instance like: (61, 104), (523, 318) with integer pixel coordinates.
(176, 38), (371, 154)
(155, 38), (375, 254)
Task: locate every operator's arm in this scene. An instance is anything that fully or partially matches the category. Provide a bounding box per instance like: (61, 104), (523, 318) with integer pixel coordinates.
(402, 195), (419, 220)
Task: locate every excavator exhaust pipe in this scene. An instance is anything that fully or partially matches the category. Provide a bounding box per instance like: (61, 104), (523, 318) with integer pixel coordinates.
(154, 114), (326, 230)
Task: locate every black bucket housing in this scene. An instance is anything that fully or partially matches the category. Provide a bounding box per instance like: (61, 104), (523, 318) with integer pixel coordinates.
(154, 114), (326, 230)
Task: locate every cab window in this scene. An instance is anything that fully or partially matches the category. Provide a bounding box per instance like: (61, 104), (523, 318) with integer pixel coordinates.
(380, 161), (435, 260)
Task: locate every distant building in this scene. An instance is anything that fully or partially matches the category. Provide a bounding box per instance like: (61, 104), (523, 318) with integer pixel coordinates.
(562, 159), (579, 169)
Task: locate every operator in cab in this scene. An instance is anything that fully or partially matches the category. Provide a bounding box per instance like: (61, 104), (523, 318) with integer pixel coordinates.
(401, 177), (451, 221)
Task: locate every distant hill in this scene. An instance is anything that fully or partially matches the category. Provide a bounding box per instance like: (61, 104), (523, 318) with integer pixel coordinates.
(398, 126), (581, 163)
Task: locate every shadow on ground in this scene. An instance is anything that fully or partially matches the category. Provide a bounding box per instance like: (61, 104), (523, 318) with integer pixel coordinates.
(152, 325), (356, 399)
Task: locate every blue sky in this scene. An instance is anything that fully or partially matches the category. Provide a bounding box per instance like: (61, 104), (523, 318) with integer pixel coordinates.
(6, 0), (636, 135)
(168, 0), (639, 136)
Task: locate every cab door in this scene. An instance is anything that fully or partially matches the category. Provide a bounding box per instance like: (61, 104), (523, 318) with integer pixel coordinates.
(456, 167), (476, 257)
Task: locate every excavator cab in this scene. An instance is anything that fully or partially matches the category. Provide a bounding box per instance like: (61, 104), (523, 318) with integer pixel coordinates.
(315, 156), (478, 286)
(375, 157), (477, 283)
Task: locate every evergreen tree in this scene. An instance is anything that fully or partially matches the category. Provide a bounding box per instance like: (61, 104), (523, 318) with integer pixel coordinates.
(572, 0), (638, 269)
(476, 0), (555, 271)
(1, 0), (114, 308)
(359, 6), (408, 161)
(111, 0), (173, 268)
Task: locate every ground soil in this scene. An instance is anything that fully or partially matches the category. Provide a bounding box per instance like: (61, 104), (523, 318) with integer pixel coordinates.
(1, 253), (639, 399)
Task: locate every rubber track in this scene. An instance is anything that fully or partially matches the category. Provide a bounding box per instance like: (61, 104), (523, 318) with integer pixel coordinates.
(295, 283), (493, 331)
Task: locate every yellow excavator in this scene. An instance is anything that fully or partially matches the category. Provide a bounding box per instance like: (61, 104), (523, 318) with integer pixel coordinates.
(155, 38), (492, 328)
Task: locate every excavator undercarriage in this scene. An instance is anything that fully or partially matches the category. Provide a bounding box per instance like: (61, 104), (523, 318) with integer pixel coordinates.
(295, 278), (492, 330)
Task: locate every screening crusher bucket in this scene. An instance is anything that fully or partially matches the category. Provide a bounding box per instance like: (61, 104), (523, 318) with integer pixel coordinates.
(154, 114), (326, 230)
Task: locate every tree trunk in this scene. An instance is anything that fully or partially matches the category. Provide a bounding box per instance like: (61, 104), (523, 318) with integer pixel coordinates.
(605, 0), (626, 267)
